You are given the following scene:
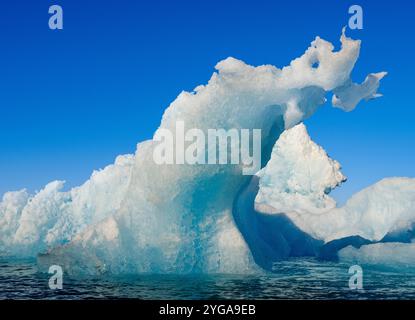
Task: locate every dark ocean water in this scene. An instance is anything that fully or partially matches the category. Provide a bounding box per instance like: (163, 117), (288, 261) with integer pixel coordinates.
(1, 257), (415, 300)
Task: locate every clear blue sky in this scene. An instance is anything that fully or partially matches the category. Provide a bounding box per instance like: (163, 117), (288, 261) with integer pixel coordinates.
(0, 0), (414, 203)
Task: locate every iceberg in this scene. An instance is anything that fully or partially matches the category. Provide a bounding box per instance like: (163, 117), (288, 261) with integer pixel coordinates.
(255, 123), (346, 217)
(255, 125), (415, 244)
(0, 154), (134, 256)
(235, 123), (415, 269)
(2, 28), (403, 275)
(339, 243), (415, 270)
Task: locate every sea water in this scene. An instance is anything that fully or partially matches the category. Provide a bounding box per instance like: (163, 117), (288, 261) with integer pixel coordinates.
(1, 258), (414, 299)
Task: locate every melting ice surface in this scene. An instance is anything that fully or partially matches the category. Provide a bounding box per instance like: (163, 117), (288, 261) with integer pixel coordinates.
(1, 29), (412, 276)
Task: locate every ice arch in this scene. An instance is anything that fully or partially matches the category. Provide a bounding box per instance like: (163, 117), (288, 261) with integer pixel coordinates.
(0, 29), (391, 275)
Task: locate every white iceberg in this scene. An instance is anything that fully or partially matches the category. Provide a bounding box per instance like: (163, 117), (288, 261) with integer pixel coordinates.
(0, 155), (134, 256)
(339, 242), (415, 270)
(255, 125), (415, 244)
(1, 29), (397, 275)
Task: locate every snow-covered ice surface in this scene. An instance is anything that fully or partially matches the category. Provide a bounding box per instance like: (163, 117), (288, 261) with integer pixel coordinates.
(3, 29), (411, 276)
